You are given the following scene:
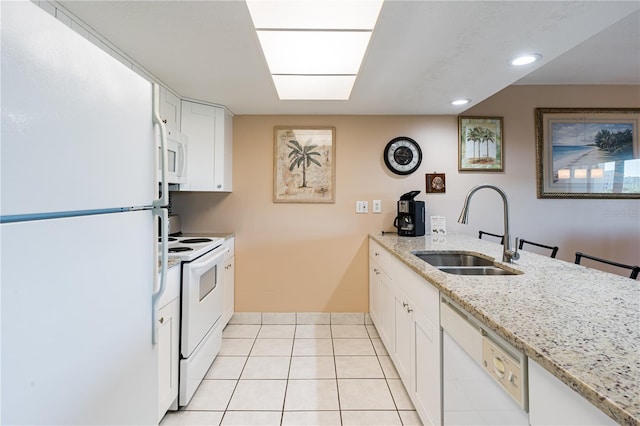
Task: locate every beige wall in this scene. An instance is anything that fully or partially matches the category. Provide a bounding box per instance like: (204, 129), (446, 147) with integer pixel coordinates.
(173, 85), (640, 312)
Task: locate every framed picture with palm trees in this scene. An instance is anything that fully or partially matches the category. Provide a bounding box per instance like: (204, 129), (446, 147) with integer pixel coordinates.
(273, 126), (336, 203)
(535, 108), (640, 199)
(458, 116), (504, 171)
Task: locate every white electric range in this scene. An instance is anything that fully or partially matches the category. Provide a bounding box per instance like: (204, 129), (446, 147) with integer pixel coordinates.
(160, 232), (228, 406)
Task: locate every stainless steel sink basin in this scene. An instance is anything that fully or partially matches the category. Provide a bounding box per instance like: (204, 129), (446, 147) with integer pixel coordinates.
(412, 251), (494, 267)
(438, 266), (517, 276)
(411, 251), (520, 276)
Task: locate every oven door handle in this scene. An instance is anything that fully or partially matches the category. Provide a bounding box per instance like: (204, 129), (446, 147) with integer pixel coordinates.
(189, 246), (229, 274)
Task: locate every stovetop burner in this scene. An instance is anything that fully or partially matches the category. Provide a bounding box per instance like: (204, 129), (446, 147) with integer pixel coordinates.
(181, 238), (214, 244)
(169, 247), (193, 253)
(159, 237), (178, 243)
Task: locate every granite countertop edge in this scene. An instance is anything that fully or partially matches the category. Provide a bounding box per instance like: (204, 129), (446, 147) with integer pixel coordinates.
(369, 232), (639, 426)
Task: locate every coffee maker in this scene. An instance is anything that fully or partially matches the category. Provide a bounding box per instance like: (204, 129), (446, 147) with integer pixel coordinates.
(394, 190), (426, 236)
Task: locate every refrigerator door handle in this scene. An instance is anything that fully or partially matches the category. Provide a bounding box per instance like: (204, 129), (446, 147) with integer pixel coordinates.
(152, 207), (168, 344)
(153, 83), (169, 208)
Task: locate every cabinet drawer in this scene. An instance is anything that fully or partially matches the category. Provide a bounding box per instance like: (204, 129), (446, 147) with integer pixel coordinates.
(224, 237), (235, 260)
(369, 239), (392, 272)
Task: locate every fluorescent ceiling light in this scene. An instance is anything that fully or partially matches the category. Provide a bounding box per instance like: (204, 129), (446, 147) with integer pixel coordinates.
(246, 0), (383, 30)
(246, 0), (383, 100)
(257, 31), (372, 75)
(451, 99), (471, 106)
(273, 75), (356, 100)
(511, 53), (542, 66)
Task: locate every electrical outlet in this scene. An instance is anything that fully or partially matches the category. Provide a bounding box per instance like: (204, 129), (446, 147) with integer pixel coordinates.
(356, 201), (368, 213)
(372, 200), (382, 213)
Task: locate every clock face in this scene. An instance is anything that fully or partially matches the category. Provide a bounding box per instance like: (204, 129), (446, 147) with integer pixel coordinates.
(384, 137), (422, 175)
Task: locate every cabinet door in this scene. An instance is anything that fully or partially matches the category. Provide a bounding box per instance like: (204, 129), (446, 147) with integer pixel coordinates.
(393, 286), (412, 386)
(369, 261), (381, 327)
(180, 101), (232, 192)
(412, 306), (441, 426)
(222, 256), (235, 327)
(379, 270), (393, 349)
(159, 86), (181, 129)
(158, 298), (180, 421)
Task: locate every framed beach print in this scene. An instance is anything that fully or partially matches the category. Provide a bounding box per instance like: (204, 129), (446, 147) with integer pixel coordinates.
(535, 108), (640, 199)
(458, 116), (504, 171)
(273, 126), (336, 203)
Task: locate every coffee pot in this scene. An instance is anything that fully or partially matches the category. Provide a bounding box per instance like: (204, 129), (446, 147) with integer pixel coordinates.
(393, 190), (425, 237)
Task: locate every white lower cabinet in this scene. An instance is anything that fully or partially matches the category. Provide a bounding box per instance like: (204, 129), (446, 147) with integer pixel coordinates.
(158, 264), (181, 422)
(392, 286), (412, 385)
(529, 358), (615, 425)
(369, 238), (441, 426)
(222, 237), (235, 327)
(412, 304), (441, 426)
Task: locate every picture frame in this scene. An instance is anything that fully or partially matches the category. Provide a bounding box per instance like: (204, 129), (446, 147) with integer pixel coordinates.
(535, 108), (640, 199)
(273, 126), (336, 203)
(426, 173), (446, 193)
(458, 116), (504, 171)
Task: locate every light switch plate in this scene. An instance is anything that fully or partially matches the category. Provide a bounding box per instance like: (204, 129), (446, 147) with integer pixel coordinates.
(372, 200), (382, 213)
(356, 201), (368, 213)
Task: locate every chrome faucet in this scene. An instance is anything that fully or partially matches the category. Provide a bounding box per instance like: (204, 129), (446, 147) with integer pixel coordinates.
(458, 185), (520, 263)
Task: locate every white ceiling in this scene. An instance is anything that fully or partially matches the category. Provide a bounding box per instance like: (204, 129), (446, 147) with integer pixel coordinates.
(59, 1), (640, 115)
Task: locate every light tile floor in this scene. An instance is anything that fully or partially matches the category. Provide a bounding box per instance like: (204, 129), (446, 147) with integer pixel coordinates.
(161, 323), (423, 426)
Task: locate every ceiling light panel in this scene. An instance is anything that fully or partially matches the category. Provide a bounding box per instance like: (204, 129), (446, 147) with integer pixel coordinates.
(273, 75), (356, 100)
(257, 30), (372, 75)
(246, 0), (384, 30)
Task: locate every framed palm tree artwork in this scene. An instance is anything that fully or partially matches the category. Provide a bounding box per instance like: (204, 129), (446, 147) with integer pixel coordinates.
(273, 126), (336, 203)
(458, 116), (504, 171)
(535, 108), (639, 199)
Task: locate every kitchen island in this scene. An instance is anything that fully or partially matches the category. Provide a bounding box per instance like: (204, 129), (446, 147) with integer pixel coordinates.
(370, 232), (639, 425)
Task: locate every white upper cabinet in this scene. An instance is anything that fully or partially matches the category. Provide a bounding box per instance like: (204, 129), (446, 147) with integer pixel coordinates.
(180, 100), (233, 192)
(159, 86), (181, 130)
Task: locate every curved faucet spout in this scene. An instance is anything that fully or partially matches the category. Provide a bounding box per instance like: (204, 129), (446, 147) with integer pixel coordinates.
(458, 185), (519, 263)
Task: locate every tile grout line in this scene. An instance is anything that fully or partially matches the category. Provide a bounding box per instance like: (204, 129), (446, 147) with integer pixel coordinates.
(220, 324), (260, 424)
(330, 322), (345, 426)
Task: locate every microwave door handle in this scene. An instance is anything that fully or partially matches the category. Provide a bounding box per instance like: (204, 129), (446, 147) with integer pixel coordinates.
(188, 247), (229, 275)
(152, 83), (168, 208)
(151, 207), (168, 344)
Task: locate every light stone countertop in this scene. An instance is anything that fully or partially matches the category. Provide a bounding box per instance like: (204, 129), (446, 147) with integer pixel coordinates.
(370, 232), (639, 426)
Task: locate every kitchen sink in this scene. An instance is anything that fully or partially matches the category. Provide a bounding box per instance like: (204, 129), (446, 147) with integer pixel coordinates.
(411, 251), (520, 276)
(438, 266), (517, 276)
(412, 251), (494, 267)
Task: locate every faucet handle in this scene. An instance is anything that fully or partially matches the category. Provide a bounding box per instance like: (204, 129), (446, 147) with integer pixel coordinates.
(512, 238), (520, 261)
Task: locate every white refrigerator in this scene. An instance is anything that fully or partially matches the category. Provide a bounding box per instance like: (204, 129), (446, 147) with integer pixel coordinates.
(1, 2), (168, 424)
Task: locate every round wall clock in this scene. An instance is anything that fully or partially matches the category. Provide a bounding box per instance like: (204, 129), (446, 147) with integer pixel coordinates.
(383, 136), (422, 175)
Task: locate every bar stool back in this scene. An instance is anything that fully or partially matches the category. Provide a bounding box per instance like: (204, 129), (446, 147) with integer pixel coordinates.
(478, 230), (504, 245)
(574, 252), (640, 279)
(518, 238), (559, 258)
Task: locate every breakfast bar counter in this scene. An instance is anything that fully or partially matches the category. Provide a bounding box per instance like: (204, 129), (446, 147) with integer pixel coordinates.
(370, 232), (639, 425)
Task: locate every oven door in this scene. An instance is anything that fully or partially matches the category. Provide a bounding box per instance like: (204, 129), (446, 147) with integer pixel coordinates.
(181, 244), (228, 358)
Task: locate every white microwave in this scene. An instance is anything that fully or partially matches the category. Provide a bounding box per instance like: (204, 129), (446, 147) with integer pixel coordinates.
(158, 125), (188, 185)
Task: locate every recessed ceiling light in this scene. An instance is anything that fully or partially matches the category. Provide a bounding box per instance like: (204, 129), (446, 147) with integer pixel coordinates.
(451, 99), (471, 106)
(511, 54), (542, 66)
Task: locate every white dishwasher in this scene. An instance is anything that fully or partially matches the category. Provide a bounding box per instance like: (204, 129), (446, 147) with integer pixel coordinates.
(441, 296), (529, 425)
